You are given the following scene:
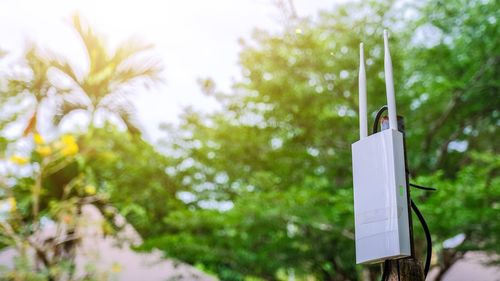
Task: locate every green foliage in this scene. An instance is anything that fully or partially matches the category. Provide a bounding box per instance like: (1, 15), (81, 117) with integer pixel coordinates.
(416, 152), (500, 255)
(79, 126), (181, 236)
(403, 0), (500, 175)
(149, 1), (406, 280)
(0, 254), (50, 281)
(143, 0), (499, 280)
(0, 133), (123, 280)
(0, 0), (498, 281)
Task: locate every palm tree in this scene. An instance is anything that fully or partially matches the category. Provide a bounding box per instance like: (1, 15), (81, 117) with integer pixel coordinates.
(6, 14), (162, 137)
(50, 13), (163, 134)
(1, 14), (163, 279)
(6, 46), (53, 136)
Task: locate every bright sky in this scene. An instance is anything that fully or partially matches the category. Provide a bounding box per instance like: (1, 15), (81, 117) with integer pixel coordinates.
(0, 0), (337, 141)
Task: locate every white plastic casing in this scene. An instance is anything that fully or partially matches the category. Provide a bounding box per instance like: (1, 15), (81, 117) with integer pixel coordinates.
(351, 129), (411, 264)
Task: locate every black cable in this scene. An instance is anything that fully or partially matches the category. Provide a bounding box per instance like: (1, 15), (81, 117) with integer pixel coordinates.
(381, 260), (389, 281)
(397, 260), (401, 281)
(411, 199), (432, 277)
(410, 183), (436, 191)
(372, 105), (388, 134)
(409, 180), (434, 276)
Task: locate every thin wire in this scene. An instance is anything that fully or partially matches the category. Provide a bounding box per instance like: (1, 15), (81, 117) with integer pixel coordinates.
(397, 260), (401, 281)
(372, 105), (388, 134)
(381, 260), (389, 281)
(410, 183), (436, 191)
(411, 199), (432, 276)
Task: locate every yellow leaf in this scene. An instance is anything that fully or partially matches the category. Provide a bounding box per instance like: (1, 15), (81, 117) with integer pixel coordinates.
(84, 185), (96, 195)
(7, 197), (16, 212)
(61, 135), (76, 145)
(36, 146), (52, 157)
(61, 143), (79, 156)
(33, 133), (45, 145)
(60, 135), (79, 156)
(10, 155), (28, 165)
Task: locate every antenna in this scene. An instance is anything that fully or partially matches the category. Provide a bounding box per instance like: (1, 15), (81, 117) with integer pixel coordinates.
(359, 43), (368, 139)
(352, 31), (431, 280)
(384, 29), (398, 130)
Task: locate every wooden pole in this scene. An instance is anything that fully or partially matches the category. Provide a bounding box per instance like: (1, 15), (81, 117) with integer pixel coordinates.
(386, 258), (425, 281)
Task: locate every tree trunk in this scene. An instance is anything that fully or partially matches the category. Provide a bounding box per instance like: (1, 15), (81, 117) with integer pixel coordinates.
(386, 258), (424, 281)
(434, 250), (464, 281)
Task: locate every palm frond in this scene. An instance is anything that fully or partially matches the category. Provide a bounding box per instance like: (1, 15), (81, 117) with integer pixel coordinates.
(4, 46), (53, 134)
(23, 46), (52, 101)
(71, 13), (109, 74)
(7, 79), (30, 97)
(110, 39), (163, 90)
(0, 95), (33, 133)
(100, 99), (141, 135)
(111, 39), (154, 67)
(65, 13), (161, 136)
(118, 108), (142, 136)
(50, 58), (81, 88)
(111, 59), (163, 90)
(53, 96), (90, 126)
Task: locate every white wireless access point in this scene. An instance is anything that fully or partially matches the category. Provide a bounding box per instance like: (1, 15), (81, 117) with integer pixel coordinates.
(351, 30), (411, 264)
